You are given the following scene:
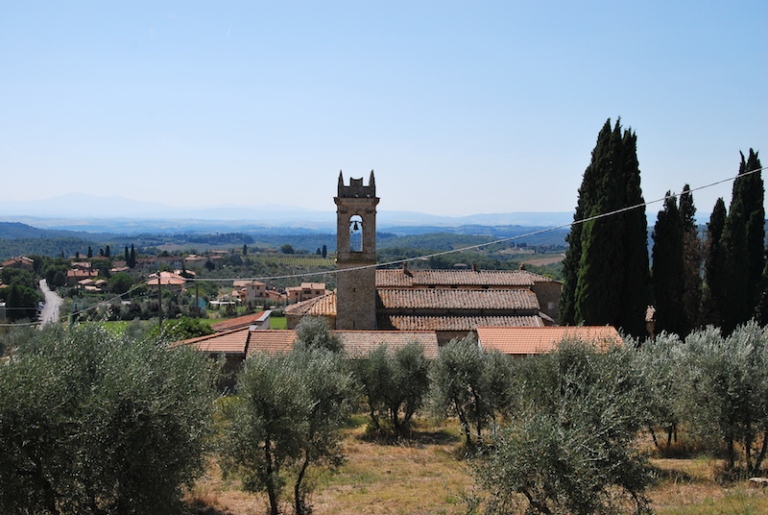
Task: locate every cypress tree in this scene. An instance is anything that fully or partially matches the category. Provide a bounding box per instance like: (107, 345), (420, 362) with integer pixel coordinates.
(740, 150), (765, 315)
(679, 184), (702, 334)
(616, 127), (651, 336)
(702, 198), (727, 327)
(565, 118), (650, 337)
(124, 246), (129, 263)
(721, 149), (764, 332)
(105, 245), (110, 258)
(652, 193), (685, 336)
(129, 244), (136, 269)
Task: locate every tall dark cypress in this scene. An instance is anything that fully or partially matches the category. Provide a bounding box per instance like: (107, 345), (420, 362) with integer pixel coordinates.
(740, 150), (765, 314)
(702, 198), (727, 327)
(562, 118), (650, 337)
(652, 193), (685, 335)
(559, 122), (606, 325)
(679, 184), (702, 334)
(721, 149), (764, 333)
(616, 127), (651, 336)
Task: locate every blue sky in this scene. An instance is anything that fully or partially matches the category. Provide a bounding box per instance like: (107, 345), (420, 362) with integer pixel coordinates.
(1, 1), (766, 218)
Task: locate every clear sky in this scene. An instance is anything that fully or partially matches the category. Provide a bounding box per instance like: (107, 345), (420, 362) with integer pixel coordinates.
(1, 1), (766, 218)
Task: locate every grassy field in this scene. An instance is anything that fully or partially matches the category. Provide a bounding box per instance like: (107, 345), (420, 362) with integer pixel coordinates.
(186, 416), (768, 515)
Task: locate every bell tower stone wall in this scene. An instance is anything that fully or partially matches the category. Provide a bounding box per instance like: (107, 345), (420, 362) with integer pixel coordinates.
(334, 170), (379, 330)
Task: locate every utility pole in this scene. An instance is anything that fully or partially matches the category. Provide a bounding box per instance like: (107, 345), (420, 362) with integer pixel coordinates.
(157, 273), (162, 332)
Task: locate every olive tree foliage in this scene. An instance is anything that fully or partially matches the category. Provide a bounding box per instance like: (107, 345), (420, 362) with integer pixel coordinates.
(474, 342), (653, 515)
(222, 348), (356, 515)
(0, 324), (216, 515)
(429, 334), (514, 447)
(294, 315), (343, 353)
(633, 332), (685, 447)
(351, 343), (431, 437)
(675, 323), (768, 474)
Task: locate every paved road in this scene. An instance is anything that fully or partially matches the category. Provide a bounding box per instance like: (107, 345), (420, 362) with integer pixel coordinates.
(39, 279), (64, 327)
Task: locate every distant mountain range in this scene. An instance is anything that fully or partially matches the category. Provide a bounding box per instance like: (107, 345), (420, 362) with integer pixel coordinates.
(0, 193), (574, 234)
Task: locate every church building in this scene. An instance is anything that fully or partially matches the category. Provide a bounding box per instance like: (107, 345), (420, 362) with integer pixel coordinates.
(285, 172), (562, 344)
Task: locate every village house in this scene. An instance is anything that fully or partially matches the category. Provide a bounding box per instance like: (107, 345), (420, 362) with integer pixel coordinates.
(146, 271), (186, 292)
(2, 256), (35, 271)
(66, 268), (99, 287)
(285, 282), (328, 304)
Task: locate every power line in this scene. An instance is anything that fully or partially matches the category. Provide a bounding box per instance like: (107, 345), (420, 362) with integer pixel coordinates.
(187, 165), (766, 284)
(1, 165), (764, 327)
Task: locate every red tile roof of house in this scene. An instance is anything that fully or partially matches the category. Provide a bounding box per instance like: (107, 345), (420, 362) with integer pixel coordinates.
(179, 328), (440, 359)
(179, 328), (251, 354)
(247, 331), (298, 356)
(285, 292), (337, 317)
(335, 330), (440, 359)
(211, 311), (269, 332)
(381, 315), (545, 332)
(377, 288), (540, 311)
(376, 269), (556, 288)
(476, 326), (622, 356)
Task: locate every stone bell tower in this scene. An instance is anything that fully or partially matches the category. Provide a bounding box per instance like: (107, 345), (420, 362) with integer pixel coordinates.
(335, 170), (379, 330)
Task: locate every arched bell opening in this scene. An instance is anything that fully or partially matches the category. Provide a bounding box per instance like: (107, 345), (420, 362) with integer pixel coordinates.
(349, 215), (363, 252)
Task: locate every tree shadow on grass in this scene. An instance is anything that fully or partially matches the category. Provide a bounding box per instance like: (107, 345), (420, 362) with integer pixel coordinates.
(186, 500), (238, 515)
(357, 426), (461, 447)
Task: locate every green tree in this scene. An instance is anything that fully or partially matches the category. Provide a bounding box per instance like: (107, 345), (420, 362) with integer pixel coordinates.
(474, 342), (652, 515)
(652, 193), (685, 336)
(721, 149), (764, 333)
(561, 118), (650, 337)
(430, 334), (512, 447)
(0, 325), (215, 515)
(676, 324), (768, 473)
(87, 246), (93, 258)
(280, 244), (295, 254)
(108, 272), (134, 295)
(702, 198), (728, 327)
(105, 244), (111, 257)
(146, 316), (214, 341)
(128, 244), (136, 268)
(294, 316), (342, 353)
(352, 343), (431, 437)
(2, 283), (40, 322)
(222, 349), (355, 515)
(242, 244), (248, 255)
(321, 244), (328, 259)
(679, 184), (702, 334)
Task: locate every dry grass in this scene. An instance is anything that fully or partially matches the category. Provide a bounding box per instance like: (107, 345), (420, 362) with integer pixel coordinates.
(187, 418), (768, 515)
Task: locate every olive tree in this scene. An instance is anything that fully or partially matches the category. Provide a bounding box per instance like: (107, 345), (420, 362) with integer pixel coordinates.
(351, 342), (430, 437)
(430, 335), (514, 447)
(0, 325), (215, 515)
(294, 315), (343, 353)
(676, 323), (768, 474)
(474, 342), (653, 515)
(222, 348), (355, 515)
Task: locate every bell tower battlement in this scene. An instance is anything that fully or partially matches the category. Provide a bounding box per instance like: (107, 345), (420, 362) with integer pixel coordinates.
(334, 171), (379, 263)
(334, 170), (379, 330)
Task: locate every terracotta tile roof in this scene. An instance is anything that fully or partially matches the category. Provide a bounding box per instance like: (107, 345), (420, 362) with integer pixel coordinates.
(380, 315), (545, 332)
(178, 328), (251, 354)
(211, 311), (269, 332)
(285, 292), (337, 317)
(376, 269), (555, 288)
(377, 289), (540, 311)
(247, 330), (298, 356)
(336, 331), (440, 359)
(476, 326), (623, 356)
